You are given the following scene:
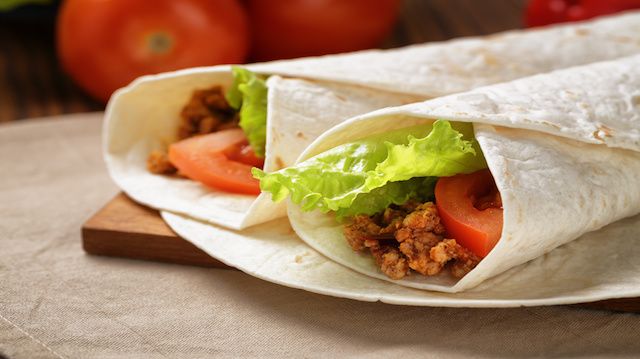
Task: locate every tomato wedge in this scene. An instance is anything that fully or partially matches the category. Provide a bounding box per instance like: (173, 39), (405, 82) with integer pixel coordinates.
(168, 129), (263, 195)
(435, 169), (503, 258)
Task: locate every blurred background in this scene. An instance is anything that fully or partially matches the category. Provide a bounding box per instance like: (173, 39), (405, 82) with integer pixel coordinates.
(1, 0), (639, 123)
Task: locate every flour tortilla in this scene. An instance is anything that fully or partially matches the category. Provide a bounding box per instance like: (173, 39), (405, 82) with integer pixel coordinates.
(104, 11), (640, 230)
(161, 210), (640, 307)
(288, 54), (640, 292)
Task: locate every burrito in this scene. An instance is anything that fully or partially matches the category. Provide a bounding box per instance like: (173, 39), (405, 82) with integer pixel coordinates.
(104, 11), (640, 230)
(258, 54), (640, 292)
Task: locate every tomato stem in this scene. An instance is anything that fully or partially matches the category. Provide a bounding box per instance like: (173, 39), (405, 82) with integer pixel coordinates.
(146, 32), (174, 55)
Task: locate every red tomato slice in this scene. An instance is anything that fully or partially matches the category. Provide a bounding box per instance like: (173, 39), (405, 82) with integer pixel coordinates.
(168, 129), (262, 195)
(435, 169), (503, 258)
(226, 143), (265, 169)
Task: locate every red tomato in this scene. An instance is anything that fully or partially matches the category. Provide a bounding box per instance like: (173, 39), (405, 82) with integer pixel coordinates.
(435, 169), (503, 258)
(246, 0), (402, 61)
(226, 143), (265, 168)
(168, 129), (262, 195)
(525, 0), (640, 27)
(57, 0), (250, 103)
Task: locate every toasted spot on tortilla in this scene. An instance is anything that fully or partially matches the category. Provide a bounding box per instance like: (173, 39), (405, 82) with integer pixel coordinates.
(296, 131), (306, 139)
(401, 96), (423, 105)
(613, 35), (632, 43)
(482, 53), (499, 66)
(578, 102), (591, 111)
(592, 130), (605, 141)
(562, 90), (577, 100)
(334, 93), (347, 102)
(592, 126), (613, 142)
(541, 121), (561, 130)
(631, 95), (640, 107)
(485, 32), (506, 41)
(270, 127), (281, 144)
(294, 252), (311, 264)
(469, 48), (500, 67)
(275, 156), (286, 170)
(575, 28), (589, 36)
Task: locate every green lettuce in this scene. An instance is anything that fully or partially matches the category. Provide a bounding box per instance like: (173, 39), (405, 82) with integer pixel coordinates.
(226, 67), (268, 158)
(253, 120), (487, 218)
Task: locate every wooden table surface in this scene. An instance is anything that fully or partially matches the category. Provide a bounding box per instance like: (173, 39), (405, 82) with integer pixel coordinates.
(0, 0), (525, 123)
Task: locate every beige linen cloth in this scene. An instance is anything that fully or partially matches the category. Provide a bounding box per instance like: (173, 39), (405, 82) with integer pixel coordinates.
(1, 113), (640, 358)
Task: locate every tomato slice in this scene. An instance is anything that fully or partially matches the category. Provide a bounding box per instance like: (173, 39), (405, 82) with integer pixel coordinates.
(226, 143), (265, 169)
(168, 129), (262, 195)
(435, 169), (503, 258)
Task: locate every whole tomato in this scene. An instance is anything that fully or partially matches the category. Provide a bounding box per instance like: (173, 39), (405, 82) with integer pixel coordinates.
(57, 0), (250, 103)
(246, 0), (402, 61)
(525, 0), (640, 27)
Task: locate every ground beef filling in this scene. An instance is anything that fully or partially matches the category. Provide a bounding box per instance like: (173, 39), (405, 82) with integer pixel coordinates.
(343, 201), (480, 280)
(147, 86), (239, 175)
(147, 151), (177, 175)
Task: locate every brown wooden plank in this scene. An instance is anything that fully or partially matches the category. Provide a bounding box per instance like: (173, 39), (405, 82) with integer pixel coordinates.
(82, 193), (230, 269)
(83, 193), (640, 312)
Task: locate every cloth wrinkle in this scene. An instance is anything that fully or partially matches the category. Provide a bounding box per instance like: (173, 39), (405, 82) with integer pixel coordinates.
(0, 312), (66, 359)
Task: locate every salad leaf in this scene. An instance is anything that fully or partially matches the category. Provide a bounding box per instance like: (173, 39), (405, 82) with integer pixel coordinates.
(225, 67), (268, 158)
(254, 120), (487, 218)
(337, 177), (438, 219)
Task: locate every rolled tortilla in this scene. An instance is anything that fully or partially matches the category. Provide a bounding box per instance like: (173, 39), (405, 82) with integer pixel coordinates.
(104, 11), (640, 230)
(287, 54), (640, 292)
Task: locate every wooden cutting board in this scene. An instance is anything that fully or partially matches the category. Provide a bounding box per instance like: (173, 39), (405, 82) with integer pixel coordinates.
(82, 193), (640, 312)
(82, 193), (229, 269)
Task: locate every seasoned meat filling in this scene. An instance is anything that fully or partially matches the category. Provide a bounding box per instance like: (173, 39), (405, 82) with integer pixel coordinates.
(147, 86), (239, 175)
(147, 150), (177, 175)
(178, 86), (239, 139)
(343, 201), (480, 280)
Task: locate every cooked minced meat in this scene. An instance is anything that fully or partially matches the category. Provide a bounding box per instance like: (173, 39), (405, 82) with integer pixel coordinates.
(147, 150), (177, 175)
(370, 246), (409, 280)
(343, 201), (480, 280)
(148, 86), (239, 175)
(178, 86), (239, 139)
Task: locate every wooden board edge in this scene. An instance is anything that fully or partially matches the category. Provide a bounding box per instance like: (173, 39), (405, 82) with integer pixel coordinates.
(82, 226), (230, 269)
(81, 194), (231, 269)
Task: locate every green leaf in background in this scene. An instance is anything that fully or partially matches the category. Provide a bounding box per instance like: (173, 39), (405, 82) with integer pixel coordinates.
(225, 66), (268, 158)
(0, 0), (51, 12)
(254, 120), (487, 219)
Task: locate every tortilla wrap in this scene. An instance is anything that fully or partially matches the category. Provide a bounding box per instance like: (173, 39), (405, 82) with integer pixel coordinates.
(287, 54), (640, 292)
(161, 211), (640, 307)
(104, 11), (640, 230)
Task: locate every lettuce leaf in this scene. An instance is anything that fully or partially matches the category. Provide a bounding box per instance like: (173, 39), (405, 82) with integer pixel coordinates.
(254, 120), (487, 218)
(226, 67), (268, 158)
